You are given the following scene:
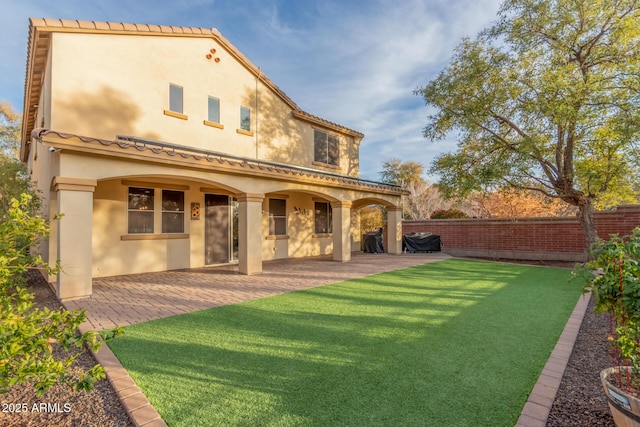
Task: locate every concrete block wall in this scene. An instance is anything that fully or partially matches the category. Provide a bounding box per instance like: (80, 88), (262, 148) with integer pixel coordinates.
(384, 205), (640, 262)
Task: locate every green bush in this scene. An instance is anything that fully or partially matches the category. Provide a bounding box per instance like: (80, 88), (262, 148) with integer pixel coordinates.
(0, 194), (121, 396)
(430, 209), (469, 219)
(575, 228), (640, 390)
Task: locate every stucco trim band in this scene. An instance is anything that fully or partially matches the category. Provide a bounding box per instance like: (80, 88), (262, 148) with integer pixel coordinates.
(236, 193), (265, 203)
(121, 180), (189, 191)
(51, 177), (97, 192)
(121, 234), (189, 241)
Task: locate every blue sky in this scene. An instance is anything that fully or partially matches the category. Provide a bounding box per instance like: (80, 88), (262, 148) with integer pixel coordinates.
(0, 0), (503, 180)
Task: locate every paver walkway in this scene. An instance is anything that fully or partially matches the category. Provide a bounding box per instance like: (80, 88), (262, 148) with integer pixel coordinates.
(66, 252), (451, 331)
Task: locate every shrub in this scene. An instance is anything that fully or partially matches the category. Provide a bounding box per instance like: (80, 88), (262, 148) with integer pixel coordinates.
(0, 194), (122, 396)
(430, 209), (469, 219)
(575, 228), (640, 391)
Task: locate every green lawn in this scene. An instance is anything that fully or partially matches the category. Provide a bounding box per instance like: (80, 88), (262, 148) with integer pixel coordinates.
(108, 259), (582, 426)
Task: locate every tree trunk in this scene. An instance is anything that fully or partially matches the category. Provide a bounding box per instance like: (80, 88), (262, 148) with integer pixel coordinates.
(577, 198), (598, 260)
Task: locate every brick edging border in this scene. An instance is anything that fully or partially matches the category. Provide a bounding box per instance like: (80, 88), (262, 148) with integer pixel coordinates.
(77, 325), (167, 427)
(515, 292), (592, 426)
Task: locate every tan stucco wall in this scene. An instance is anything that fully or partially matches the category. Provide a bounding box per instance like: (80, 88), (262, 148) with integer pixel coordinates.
(91, 177), (352, 276)
(86, 168), (379, 277)
(27, 141), (58, 270)
(47, 32), (359, 176)
(93, 179), (195, 277)
(261, 192), (343, 261)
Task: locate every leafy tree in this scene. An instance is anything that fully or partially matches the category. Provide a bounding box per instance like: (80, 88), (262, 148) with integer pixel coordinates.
(471, 188), (577, 218)
(0, 101), (38, 220)
(379, 158), (425, 187)
(0, 101), (20, 156)
(404, 180), (454, 220)
(430, 209), (469, 219)
(360, 205), (385, 233)
(416, 0), (640, 251)
(0, 156), (37, 221)
(379, 158), (452, 219)
(0, 195), (122, 396)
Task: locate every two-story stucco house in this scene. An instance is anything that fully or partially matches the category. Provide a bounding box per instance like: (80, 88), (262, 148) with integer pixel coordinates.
(21, 18), (405, 301)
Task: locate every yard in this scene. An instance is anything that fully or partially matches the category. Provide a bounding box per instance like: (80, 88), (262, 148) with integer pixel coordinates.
(108, 259), (582, 426)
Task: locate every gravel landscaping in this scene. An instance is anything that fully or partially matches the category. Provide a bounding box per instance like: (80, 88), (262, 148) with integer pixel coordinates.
(0, 264), (618, 426)
(546, 295), (615, 426)
(0, 272), (133, 427)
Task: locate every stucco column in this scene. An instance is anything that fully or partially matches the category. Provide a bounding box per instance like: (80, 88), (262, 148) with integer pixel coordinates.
(386, 206), (403, 254)
(238, 193), (264, 275)
(52, 177), (97, 300)
(331, 201), (352, 262)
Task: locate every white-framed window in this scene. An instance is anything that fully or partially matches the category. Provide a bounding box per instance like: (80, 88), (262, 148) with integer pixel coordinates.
(169, 83), (183, 114)
(208, 96), (220, 123)
(314, 202), (332, 234)
(240, 106), (251, 131)
(269, 199), (287, 236)
(162, 190), (185, 234)
(128, 187), (154, 234)
(314, 129), (339, 166)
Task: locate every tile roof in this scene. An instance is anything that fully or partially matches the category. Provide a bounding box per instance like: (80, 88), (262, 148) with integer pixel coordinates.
(21, 18), (363, 159)
(32, 129), (402, 195)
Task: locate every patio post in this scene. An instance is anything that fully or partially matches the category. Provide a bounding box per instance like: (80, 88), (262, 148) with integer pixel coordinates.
(331, 201), (352, 262)
(387, 206), (403, 254)
(51, 177), (97, 300)
(238, 193), (264, 274)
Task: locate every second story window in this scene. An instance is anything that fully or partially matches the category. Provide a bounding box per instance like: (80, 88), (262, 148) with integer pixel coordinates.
(240, 106), (251, 131)
(314, 130), (339, 166)
(169, 84), (184, 114)
(208, 96), (220, 123)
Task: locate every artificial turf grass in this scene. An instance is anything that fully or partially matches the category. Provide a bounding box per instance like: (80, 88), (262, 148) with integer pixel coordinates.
(108, 258), (582, 426)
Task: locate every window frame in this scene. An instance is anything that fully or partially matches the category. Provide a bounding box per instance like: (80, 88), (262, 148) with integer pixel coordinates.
(240, 106), (251, 131)
(314, 201), (333, 234)
(169, 83), (184, 114)
(126, 187), (187, 235)
(127, 187), (155, 234)
(313, 129), (339, 166)
(208, 96), (220, 123)
(161, 189), (185, 234)
(268, 198), (287, 236)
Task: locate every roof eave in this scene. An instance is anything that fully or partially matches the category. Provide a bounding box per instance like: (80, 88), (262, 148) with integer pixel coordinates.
(291, 110), (364, 139)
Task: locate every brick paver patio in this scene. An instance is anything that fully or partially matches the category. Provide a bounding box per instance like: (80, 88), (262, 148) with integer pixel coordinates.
(65, 252), (451, 331)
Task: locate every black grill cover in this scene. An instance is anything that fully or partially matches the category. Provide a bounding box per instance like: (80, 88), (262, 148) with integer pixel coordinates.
(402, 232), (441, 253)
(364, 228), (384, 253)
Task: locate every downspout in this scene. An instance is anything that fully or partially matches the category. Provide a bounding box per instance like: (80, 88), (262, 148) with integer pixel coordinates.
(255, 67), (261, 159)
